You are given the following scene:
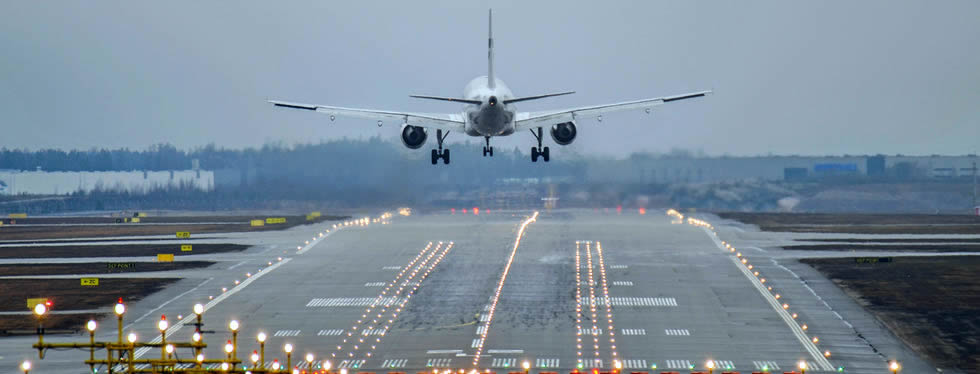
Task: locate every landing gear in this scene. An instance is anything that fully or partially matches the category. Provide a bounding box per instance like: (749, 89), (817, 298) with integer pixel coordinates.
(529, 127), (550, 162)
(431, 129), (450, 165)
(483, 136), (494, 157)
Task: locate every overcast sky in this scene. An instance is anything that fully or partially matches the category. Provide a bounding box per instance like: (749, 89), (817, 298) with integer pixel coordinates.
(1, 1), (978, 158)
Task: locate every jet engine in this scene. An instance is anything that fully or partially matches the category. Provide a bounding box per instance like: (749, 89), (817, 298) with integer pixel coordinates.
(400, 124), (428, 149)
(549, 121), (577, 146)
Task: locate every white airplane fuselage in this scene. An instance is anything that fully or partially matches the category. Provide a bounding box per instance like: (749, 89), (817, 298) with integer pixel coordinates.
(462, 76), (516, 136)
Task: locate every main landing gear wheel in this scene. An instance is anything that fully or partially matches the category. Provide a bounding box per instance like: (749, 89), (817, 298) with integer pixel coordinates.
(529, 127), (551, 162)
(431, 149), (450, 164)
(531, 146), (550, 162)
(431, 129), (451, 165)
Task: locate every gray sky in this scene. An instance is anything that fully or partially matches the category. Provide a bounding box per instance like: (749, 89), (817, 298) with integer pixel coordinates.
(1, 1), (978, 157)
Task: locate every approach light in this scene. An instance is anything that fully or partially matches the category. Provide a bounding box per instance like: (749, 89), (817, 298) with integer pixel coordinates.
(272, 360), (281, 370)
(33, 303), (46, 316)
(225, 340), (234, 353)
(194, 303), (204, 315)
(251, 351), (259, 363)
(306, 353), (315, 363)
(127, 332), (137, 343)
(192, 331), (202, 342)
(221, 362), (229, 371)
(799, 361), (807, 370)
(158, 315), (169, 331)
(257, 332), (267, 343)
(229, 320), (239, 331)
(284, 343), (293, 353)
(323, 360), (332, 370)
(114, 299), (126, 316)
(21, 360), (31, 372)
(706, 360), (715, 369)
(197, 353), (205, 363)
(86, 320), (97, 332)
(889, 361), (900, 372)
(165, 344), (174, 354)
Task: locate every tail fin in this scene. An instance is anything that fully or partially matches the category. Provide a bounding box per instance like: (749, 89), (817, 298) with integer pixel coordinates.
(487, 9), (495, 89)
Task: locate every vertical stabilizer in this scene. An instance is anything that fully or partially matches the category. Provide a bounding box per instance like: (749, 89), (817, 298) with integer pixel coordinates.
(487, 9), (495, 89)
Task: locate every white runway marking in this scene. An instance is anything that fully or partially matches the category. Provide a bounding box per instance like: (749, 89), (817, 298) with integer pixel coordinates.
(753, 360), (780, 371)
(713, 360), (736, 370)
(133, 258), (292, 359)
(338, 359), (365, 368)
(581, 359), (603, 369)
(609, 265), (628, 269)
(317, 329), (343, 336)
(273, 329), (300, 337)
(621, 328), (646, 335)
(306, 297), (403, 307)
(381, 359), (408, 368)
(359, 328), (386, 336)
(664, 328), (690, 336)
(382, 265), (402, 270)
(702, 226), (834, 371)
(128, 277), (213, 327)
(226, 260), (246, 270)
(599, 296), (677, 306)
(476, 326), (487, 335)
(622, 359), (647, 369)
(491, 358), (517, 368)
(427, 358), (453, 367)
(578, 327), (603, 335)
(536, 358), (560, 368)
(665, 359), (693, 369)
(471, 338), (482, 348)
(612, 280), (633, 286)
(364, 281), (385, 287)
(487, 349), (523, 354)
(426, 349), (462, 355)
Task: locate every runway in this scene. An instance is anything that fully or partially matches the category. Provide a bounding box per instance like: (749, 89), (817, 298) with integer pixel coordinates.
(3, 210), (928, 373)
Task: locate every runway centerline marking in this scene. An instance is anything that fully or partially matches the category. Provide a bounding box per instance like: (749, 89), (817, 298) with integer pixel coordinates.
(471, 211), (539, 366)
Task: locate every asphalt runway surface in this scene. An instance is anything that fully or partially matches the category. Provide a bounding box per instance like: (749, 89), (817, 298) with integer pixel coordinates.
(2, 210), (939, 373)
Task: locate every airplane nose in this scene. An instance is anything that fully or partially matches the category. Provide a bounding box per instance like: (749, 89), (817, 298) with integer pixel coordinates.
(488, 96), (497, 106)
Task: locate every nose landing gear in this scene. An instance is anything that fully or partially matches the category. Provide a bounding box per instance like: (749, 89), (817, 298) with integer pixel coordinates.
(483, 136), (494, 157)
(529, 127), (550, 162)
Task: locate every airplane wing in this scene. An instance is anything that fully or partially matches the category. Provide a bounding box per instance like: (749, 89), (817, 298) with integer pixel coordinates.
(514, 90), (711, 130)
(269, 100), (465, 131)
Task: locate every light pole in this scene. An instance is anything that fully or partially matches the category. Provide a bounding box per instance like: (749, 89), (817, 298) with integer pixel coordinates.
(251, 350), (260, 368)
(522, 360), (530, 374)
(127, 332), (137, 373)
(86, 320), (97, 373)
(890, 361), (900, 374)
(798, 360), (807, 374)
(33, 302), (47, 359)
(21, 360), (31, 374)
(158, 315), (169, 360)
(323, 360), (333, 374)
(306, 353), (315, 369)
(257, 332), (267, 369)
(284, 343), (293, 371)
(229, 320), (240, 363)
(706, 360), (715, 374)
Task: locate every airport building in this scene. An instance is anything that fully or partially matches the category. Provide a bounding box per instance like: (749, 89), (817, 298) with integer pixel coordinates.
(0, 169), (214, 195)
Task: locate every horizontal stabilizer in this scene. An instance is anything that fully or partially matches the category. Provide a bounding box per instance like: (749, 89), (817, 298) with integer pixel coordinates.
(409, 95), (482, 105)
(502, 91), (575, 104)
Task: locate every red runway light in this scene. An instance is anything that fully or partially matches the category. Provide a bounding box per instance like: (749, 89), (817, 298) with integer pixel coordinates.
(473, 207), (479, 215)
(451, 208), (456, 214)
(616, 205), (622, 214)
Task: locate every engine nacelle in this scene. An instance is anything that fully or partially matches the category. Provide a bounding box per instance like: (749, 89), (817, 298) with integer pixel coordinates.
(550, 121), (577, 146)
(400, 124), (428, 149)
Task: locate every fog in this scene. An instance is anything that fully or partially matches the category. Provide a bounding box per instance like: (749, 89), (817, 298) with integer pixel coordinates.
(1, 1), (978, 157)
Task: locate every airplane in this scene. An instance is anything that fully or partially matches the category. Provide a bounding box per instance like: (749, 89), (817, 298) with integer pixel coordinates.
(269, 10), (710, 165)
